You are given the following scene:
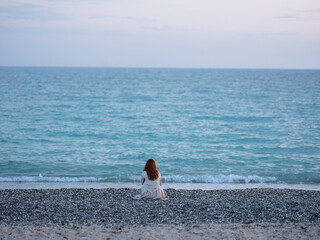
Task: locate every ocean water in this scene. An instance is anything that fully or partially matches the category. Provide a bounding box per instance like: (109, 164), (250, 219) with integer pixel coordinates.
(0, 67), (319, 186)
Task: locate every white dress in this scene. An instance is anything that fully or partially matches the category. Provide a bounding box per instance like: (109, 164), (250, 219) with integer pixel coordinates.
(134, 171), (167, 200)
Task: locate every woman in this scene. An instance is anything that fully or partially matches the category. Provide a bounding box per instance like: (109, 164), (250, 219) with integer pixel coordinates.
(134, 158), (167, 200)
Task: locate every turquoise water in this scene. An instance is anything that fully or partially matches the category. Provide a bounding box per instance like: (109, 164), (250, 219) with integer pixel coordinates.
(0, 67), (319, 185)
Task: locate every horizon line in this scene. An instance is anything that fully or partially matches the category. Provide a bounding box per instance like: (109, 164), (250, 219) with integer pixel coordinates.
(0, 65), (319, 71)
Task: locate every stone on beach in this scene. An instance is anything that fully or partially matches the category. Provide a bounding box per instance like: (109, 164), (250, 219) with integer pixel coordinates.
(0, 188), (319, 226)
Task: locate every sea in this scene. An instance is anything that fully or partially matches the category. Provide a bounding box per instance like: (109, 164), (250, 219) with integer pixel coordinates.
(0, 67), (319, 190)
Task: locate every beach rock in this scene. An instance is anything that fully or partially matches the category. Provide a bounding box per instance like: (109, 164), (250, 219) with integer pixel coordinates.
(0, 188), (319, 226)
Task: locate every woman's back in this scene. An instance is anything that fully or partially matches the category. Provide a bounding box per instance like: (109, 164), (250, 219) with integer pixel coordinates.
(142, 171), (161, 188)
(134, 158), (167, 200)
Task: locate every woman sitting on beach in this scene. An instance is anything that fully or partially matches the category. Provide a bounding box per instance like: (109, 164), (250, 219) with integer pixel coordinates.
(134, 158), (167, 200)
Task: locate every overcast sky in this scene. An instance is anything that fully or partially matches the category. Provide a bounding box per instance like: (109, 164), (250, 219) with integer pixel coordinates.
(0, 0), (319, 69)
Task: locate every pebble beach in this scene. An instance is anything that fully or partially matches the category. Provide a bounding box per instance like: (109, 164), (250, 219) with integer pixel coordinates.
(1, 188), (320, 239)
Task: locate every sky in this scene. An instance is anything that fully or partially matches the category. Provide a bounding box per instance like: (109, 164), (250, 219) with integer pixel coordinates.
(0, 0), (319, 69)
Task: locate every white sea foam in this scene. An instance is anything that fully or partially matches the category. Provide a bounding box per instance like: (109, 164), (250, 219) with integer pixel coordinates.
(0, 176), (102, 182)
(129, 175), (277, 184)
(160, 175), (277, 184)
(0, 174), (277, 184)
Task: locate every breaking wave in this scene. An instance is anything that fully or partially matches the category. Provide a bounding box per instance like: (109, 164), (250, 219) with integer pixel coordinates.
(0, 174), (277, 184)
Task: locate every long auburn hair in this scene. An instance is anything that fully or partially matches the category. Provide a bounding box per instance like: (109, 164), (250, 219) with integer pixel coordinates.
(143, 158), (159, 180)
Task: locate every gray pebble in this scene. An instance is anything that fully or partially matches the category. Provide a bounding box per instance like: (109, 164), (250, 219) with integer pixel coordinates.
(0, 188), (319, 226)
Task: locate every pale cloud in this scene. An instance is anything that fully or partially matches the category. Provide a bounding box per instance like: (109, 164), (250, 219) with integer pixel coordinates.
(1, 0), (319, 36)
(125, 16), (157, 23)
(0, 0), (319, 68)
(277, 15), (297, 19)
(276, 7), (320, 22)
(301, 8), (320, 13)
(240, 31), (299, 37)
(0, 3), (67, 21)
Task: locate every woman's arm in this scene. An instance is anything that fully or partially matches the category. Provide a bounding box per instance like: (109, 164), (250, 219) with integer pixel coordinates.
(141, 173), (145, 185)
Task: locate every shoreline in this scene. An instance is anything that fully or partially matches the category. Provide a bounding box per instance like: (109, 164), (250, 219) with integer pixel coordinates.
(1, 188), (319, 239)
(1, 182), (320, 191)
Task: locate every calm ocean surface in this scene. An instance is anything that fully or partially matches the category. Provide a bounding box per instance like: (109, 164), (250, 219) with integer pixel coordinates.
(0, 67), (319, 186)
